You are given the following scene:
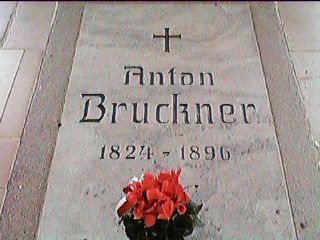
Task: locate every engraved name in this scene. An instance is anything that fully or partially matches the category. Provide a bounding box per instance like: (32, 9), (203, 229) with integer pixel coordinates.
(79, 65), (257, 125)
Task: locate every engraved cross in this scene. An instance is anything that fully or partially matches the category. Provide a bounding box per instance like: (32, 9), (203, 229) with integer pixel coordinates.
(153, 28), (182, 53)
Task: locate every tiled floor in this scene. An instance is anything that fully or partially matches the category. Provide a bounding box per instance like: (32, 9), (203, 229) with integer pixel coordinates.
(0, 139), (19, 188)
(0, 188), (4, 209)
(0, 2), (57, 212)
(278, 2), (320, 143)
(278, 2), (320, 51)
(0, 2), (16, 43)
(3, 2), (57, 50)
(0, 50), (23, 119)
(0, 51), (42, 139)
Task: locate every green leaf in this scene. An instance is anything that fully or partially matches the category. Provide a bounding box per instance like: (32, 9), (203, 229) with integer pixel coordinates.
(172, 214), (194, 237)
(122, 215), (146, 240)
(194, 203), (203, 215)
(187, 201), (203, 215)
(192, 215), (205, 228)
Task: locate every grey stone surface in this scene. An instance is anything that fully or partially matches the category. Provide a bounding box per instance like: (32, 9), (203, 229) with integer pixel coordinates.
(0, 50), (23, 121)
(251, 3), (320, 239)
(0, 51), (42, 139)
(0, 188), (5, 213)
(3, 2), (56, 51)
(278, 2), (320, 51)
(0, 2), (16, 45)
(37, 4), (295, 239)
(291, 52), (320, 79)
(0, 138), (19, 188)
(299, 78), (320, 141)
(278, 3), (320, 146)
(0, 3), (84, 240)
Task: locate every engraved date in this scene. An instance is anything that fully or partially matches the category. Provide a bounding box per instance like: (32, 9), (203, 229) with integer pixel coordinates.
(99, 144), (231, 161)
(100, 145), (153, 160)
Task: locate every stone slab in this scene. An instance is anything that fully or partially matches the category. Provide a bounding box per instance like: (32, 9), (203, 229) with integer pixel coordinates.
(0, 51), (42, 139)
(278, 2), (320, 51)
(0, 188), (4, 212)
(3, 2), (56, 51)
(251, 3), (320, 239)
(0, 139), (19, 188)
(0, 2), (16, 45)
(0, 50), (23, 122)
(37, 4), (295, 239)
(291, 52), (320, 79)
(299, 78), (320, 141)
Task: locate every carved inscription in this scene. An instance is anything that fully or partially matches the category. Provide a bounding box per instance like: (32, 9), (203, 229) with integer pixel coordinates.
(79, 65), (258, 162)
(99, 145), (231, 161)
(80, 66), (257, 125)
(153, 28), (182, 52)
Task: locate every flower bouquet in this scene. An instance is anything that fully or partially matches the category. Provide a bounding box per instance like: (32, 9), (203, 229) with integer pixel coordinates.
(116, 168), (203, 240)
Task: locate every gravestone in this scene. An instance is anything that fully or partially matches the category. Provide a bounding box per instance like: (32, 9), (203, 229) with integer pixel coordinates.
(37, 4), (296, 239)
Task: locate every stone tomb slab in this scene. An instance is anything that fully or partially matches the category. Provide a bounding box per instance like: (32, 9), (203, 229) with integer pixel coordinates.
(37, 4), (296, 239)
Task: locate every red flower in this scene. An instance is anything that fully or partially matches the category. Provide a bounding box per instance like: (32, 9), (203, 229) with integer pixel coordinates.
(133, 200), (144, 219)
(142, 172), (158, 190)
(177, 202), (187, 215)
(146, 188), (162, 201)
(144, 213), (156, 227)
(158, 199), (175, 220)
(116, 168), (190, 227)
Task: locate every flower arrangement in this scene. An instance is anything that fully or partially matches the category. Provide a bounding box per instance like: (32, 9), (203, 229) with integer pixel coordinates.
(116, 168), (203, 240)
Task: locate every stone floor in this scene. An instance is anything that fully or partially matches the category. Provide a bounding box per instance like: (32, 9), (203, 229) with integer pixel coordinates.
(278, 2), (320, 145)
(0, 2), (319, 240)
(277, 2), (320, 195)
(0, 2), (56, 211)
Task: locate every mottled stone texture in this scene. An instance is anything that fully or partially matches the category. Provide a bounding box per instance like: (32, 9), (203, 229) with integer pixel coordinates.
(0, 3), (83, 240)
(0, 51), (43, 139)
(278, 2), (320, 144)
(0, 50), (23, 119)
(37, 4), (295, 239)
(0, 2), (16, 45)
(251, 3), (320, 240)
(3, 2), (56, 51)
